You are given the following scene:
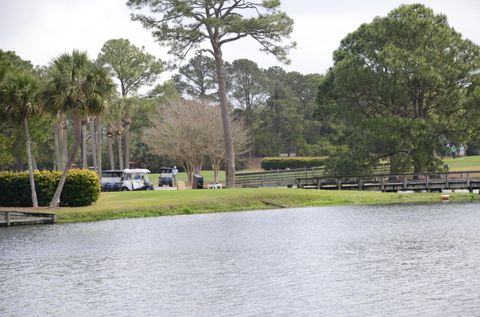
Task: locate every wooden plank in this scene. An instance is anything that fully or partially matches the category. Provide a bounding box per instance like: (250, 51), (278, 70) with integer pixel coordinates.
(0, 211), (56, 226)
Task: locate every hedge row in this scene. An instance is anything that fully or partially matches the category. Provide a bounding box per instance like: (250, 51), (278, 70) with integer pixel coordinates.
(0, 169), (100, 207)
(261, 157), (327, 170)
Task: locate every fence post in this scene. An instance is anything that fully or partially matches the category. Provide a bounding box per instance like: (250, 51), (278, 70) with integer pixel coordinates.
(6, 212), (10, 226)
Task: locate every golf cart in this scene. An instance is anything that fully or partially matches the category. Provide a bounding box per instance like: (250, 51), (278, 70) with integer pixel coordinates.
(100, 170), (124, 192)
(123, 169), (154, 191)
(101, 169), (154, 191)
(158, 167), (174, 187)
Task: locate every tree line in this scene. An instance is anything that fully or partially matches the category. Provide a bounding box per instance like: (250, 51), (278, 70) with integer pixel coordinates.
(1, 2), (480, 207)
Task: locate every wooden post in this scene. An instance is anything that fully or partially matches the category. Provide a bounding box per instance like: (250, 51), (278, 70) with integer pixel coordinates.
(403, 175), (407, 190)
(380, 176), (385, 192)
(6, 211), (10, 226)
(426, 175), (429, 191)
(467, 173), (472, 193)
(358, 177), (363, 190)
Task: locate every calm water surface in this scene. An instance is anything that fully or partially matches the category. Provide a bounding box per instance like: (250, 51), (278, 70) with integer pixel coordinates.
(2, 202), (480, 316)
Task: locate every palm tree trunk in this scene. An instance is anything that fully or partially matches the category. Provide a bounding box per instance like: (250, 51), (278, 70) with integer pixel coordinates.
(62, 119), (68, 169)
(90, 118), (97, 171)
(82, 121), (87, 168)
(117, 130), (124, 170)
(213, 47), (236, 188)
(24, 117), (38, 208)
(107, 124), (115, 170)
(59, 118), (67, 171)
(123, 122), (130, 169)
(54, 121), (61, 170)
(108, 137), (114, 169)
(50, 113), (82, 208)
(96, 117), (102, 177)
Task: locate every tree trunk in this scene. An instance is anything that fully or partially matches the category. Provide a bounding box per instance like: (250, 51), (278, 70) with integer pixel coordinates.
(123, 126), (130, 169)
(60, 119), (68, 171)
(90, 118), (98, 171)
(24, 117), (38, 208)
(96, 117), (102, 177)
(49, 112), (82, 208)
(117, 130), (124, 170)
(213, 162), (219, 184)
(213, 48), (236, 188)
(107, 124), (115, 170)
(54, 121), (61, 170)
(82, 121), (87, 169)
(123, 115), (131, 169)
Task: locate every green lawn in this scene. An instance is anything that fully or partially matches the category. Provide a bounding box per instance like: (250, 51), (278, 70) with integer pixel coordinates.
(443, 155), (480, 171)
(55, 188), (479, 223)
(147, 156), (480, 184)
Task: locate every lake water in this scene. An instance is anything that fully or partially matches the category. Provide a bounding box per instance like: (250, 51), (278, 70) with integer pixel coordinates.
(2, 202), (480, 316)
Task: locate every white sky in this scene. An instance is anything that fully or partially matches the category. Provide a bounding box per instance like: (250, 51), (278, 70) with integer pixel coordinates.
(1, 0), (479, 77)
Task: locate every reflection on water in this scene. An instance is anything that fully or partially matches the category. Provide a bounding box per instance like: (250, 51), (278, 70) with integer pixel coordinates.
(1, 202), (480, 316)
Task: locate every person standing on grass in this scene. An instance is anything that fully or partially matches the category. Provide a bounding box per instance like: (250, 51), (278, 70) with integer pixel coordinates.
(451, 144), (457, 159)
(459, 145), (465, 157)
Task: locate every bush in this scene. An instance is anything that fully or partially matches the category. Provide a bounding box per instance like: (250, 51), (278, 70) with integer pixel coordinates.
(62, 169), (100, 207)
(0, 169), (100, 207)
(261, 157), (327, 170)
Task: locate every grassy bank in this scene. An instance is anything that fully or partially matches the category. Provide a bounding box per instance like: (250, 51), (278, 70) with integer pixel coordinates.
(55, 188), (480, 223)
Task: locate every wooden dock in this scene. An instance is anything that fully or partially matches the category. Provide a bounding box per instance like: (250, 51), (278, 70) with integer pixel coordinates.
(296, 171), (480, 192)
(0, 210), (56, 227)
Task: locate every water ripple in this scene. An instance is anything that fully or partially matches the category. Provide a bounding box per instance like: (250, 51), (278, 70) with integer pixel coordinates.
(1, 202), (480, 316)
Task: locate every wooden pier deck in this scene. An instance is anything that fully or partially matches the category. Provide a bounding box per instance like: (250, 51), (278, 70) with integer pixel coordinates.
(296, 171), (480, 192)
(0, 210), (56, 226)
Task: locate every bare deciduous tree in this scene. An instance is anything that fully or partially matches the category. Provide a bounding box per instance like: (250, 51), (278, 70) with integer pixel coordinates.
(145, 99), (248, 184)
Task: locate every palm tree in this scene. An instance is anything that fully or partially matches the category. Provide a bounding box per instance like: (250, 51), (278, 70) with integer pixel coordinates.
(44, 50), (113, 208)
(0, 71), (42, 207)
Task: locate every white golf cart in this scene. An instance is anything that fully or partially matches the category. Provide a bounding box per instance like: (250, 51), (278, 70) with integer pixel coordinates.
(101, 169), (154, 191)
(123, 169), (154, 191)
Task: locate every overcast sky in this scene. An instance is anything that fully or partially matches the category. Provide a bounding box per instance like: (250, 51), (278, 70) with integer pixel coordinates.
(1, 0), (479, 77)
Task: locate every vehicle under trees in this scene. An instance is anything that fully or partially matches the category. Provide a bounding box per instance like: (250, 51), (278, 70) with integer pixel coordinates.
(97, 38), (163, 169)
(44, 50), (114, 207)
(317, 4), (480, 175)
(127, 0), (295, 188)
(144, 98), (249, 184)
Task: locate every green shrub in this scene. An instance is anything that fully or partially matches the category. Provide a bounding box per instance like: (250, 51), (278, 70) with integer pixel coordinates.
(0, 169), (100, 207)
(261, 157), (327, 170)
(61, 169), (100, 207)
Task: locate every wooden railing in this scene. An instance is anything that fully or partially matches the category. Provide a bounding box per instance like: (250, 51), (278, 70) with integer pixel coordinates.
(235, 163), (391, 188)
(296, 171), (480, 192)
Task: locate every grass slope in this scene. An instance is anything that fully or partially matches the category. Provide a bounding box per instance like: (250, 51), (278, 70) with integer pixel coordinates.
(56, 188), (479, 223)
